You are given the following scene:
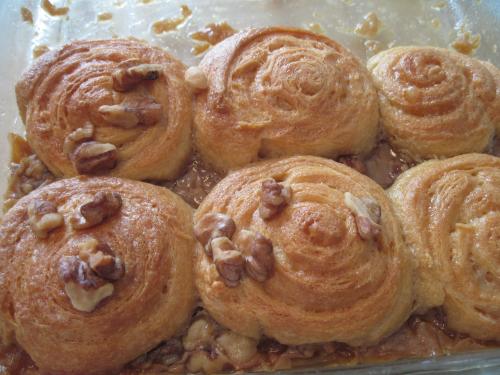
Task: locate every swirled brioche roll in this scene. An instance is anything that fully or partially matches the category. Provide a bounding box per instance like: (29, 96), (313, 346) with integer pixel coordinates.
(16, 39), (192, 180)
(191, 27), (379, 173)
(368, 47), (499, 161)
(388, 154), (500, 340)
(0, 177), (196, 374)
(193, 156), (414, 346)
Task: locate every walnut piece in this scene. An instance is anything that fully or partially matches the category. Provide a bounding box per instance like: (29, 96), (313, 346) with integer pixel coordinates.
(194, 213), (236, 257)
(344, 192), (381, 241)
(63, 123), (94, 155)
(72, 141), (118, 174)
(59, 255), (114, 312)
(186, 350), (226, 374)
(27, 199), (64, 239)
(259, 179), (291, 220)
(185, 66), (208, 91)
(112, 63), (163, 92)
(238, 230), (274, 282)
(216, 331), (258, 365)
(99, 96), (162, 128)
(71, 191), (122, 229)
(78, 236), (125, 281)
(211, 237), (244, 288)
(183, 317), (216, 351)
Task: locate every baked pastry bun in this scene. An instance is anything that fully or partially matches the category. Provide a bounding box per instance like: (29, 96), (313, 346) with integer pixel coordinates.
(388, 154), (500, 340)
(16, 39), (192, 180)
(0, 177), (196, 374)
(191, 27), (379, 173)
(368, 46), (498, 161)
(193, 156), (414, 346)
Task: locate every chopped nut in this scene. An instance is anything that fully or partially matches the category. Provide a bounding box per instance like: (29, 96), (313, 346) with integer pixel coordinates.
(239, 230), (274, 282)
(72, 141), (118, 174)
(186, 350), (226, 374)
(185, 66), (208, 91)
(63, 123), (94, 155)
(59, 256), (114, 312)
(183, 317), (216, 351)
(216, 331), (258, 365)
(344, 192), (381, 241)
(259, 179), (291, 220)
(78, 237), (125, 281)
(71, 191), (122, 229)
(112, 63), (163, 92)
(27, 199), (64, 239)
(211, 237), (244, 288)
(194, 213), (236, 257)
(64, 280), (114, 312)
(99, 97), (162, 128)
(99, 105), (139, 128)
(149, 338), (184, 366)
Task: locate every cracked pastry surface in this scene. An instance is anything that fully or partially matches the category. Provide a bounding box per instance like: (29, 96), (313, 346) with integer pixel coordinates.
(388, 153), (500, 340)
(193, 155), (414, 347)
(193, 27), (379, 173)
(368, 46), (500, 161)
(0, 176), (196, 374)
(15, 39), (192, 180)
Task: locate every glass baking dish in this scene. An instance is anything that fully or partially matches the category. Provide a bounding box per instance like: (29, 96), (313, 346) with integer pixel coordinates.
(0, 0), (499, 373)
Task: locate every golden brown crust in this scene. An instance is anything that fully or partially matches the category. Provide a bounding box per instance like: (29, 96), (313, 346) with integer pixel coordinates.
(193, 27), (379, 173)
(388, 154), (500, 340)
(368, 46), (497, 161)
(194, 155), (414, 346)
(0, 177), (196, 374)
(16, 39), (192, 180)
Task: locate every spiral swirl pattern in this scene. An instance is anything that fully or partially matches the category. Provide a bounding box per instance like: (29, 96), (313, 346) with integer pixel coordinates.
(0, 177), (196, 374)
(194, 27), (379, 172)
(16, 39), (192, 180)
(388, 154), (500, 340)
(368, 47), (498, 161)
(194, 156), (414, 346)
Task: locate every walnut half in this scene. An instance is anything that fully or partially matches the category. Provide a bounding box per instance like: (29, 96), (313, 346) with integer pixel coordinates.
(63, 122), (94, 155)
(98, 97), (162, 128)
(344, 192), (381, 241)
(259, 179), (292, 220)
(72, 141), (118, 174)
(59, 255), (114, 312)
(194, 213), (236, 257)
(28, 199), (64, 239)
(78, 236), (125, 281)
(71, 191), (122, 230)
(211, 237), (244, 288)
(112, 63), (163, 92)
(238, 230), (274, 282)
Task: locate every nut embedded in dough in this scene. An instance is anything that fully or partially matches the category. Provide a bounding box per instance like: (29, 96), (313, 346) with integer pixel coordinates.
(112, 63), (163, 92)
(70, 191), (122, 229)
(259, 178), (291, 220)
(72, 141), (118, 174)
(211, 236), (244, 287)
(27, 199), (63, 238)
(194, 212), (236, 256)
